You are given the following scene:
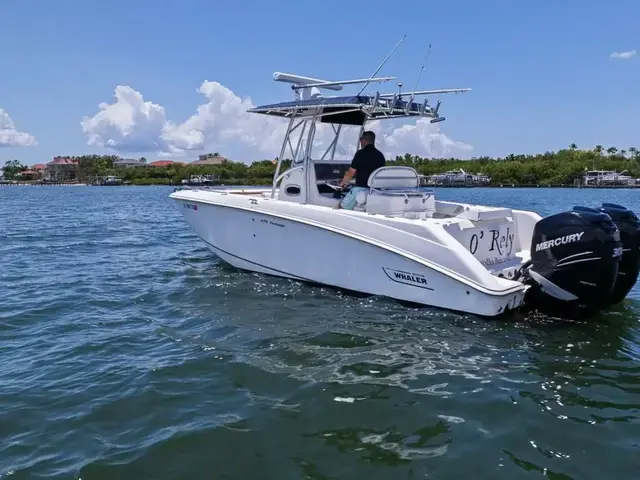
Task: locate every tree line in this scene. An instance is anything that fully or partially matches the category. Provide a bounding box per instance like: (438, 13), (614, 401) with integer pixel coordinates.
(3, 145), (640, 185)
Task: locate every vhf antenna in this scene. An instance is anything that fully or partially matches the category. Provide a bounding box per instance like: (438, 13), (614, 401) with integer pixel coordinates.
(407, 43), (432, 107)
(357, 34), (407, 96)
(412, 44), (432, 93)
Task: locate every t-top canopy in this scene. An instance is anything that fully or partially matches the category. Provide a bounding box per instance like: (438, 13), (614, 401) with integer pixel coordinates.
(247, 94), (435, 126)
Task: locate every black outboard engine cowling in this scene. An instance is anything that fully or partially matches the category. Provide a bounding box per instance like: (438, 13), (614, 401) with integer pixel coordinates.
(599, 203), (640, 306)
(523, 206), (622, 318)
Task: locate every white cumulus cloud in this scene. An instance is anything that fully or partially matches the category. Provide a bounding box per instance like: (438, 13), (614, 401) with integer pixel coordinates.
(80, 86), (176, 153)
(81, 81), (472, 160)
(0, 108), (37, 147)
(610, 50), (636, 59)
(367, 118), (473, 159)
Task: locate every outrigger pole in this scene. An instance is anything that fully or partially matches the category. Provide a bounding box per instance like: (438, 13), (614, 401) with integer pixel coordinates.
(378, 88), (471, 97)
(357, 34), (407, 95)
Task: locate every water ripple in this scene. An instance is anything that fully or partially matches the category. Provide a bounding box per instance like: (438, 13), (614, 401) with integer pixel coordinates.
(1, 186), (639, 479)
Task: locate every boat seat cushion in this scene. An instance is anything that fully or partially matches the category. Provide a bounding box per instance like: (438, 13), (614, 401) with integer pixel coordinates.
(365, 190), (435, 214)
(368, 166), (420, 189)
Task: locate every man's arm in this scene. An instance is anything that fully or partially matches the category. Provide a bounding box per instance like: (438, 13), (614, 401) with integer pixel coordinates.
(339, 151), (360, 186)
(339, 167), (356, 186)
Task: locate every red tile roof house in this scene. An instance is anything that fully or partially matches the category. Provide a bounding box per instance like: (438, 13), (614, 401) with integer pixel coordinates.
(21, 164), (46, 181)
(148, 160), (185, 167)
(45, 157), (79, 182)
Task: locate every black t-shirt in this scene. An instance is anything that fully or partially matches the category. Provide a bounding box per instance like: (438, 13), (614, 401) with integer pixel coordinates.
(350, 144), (386, 187)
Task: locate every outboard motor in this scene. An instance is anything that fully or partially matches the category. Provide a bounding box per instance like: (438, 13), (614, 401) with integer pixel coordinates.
(599, 203), (640, 306)
(522, 206), (622, 318)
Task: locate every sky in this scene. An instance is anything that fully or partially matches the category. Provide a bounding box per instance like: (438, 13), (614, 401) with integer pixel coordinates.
(0, 0), (638, 166)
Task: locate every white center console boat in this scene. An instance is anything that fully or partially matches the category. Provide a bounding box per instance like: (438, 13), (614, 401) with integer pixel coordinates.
(170, 69), (640, 319)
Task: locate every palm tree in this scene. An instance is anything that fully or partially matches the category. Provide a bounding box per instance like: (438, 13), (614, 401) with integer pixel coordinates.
(629, 147), (638, 160)
(606, 146), (618, 156)
(594, 145), (604, 156)
(569, 143), (578, 150)
(620, 150), (627, 158)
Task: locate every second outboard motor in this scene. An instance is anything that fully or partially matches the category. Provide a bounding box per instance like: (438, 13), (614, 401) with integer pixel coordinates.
(599, 203), (640, 306)
(523, 206), (622, 318)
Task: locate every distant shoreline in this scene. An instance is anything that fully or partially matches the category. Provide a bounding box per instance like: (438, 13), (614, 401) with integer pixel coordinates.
(5, 147), (640, 188)
(3, 181), (640, 190)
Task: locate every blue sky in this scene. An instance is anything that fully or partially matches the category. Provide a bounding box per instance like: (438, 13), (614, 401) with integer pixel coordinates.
(0, 0), (638, 165)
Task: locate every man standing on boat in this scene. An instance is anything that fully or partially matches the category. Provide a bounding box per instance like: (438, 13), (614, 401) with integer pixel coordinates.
(337, 130), (386, 209)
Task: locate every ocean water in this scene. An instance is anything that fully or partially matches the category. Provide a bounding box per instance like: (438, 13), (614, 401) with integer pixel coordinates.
(1, 185), (639, 479)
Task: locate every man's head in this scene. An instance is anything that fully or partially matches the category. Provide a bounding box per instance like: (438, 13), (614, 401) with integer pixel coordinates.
(359, 130), (376, 147)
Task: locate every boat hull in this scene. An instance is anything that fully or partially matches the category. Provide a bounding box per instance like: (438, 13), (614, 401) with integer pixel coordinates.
(171, 192), (527, 317)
